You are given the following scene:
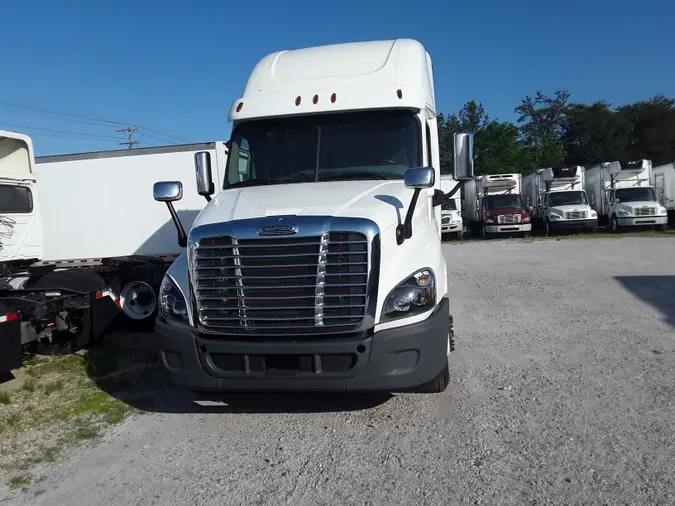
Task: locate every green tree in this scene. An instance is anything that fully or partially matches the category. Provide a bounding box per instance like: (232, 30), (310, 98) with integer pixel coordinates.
(616, 95), (675, 165)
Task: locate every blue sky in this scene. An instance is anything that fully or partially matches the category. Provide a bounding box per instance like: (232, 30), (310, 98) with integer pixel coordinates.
(2, 0), (674, 156)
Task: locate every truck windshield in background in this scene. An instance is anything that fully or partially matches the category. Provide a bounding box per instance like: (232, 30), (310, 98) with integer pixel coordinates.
(485, 194), (523, 211)
(549, 191), (588, 207)
(225, 109), (421, 188)
(441, 198), (457, 211)
(616, 187), (656, 203)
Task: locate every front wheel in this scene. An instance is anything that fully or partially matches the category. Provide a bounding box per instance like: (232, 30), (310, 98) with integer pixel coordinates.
(610, 216), (620, 233)
(456, 230), (463, 240)
(412, 357), (450, 393)
(656, 224), (668, 232)
(544, 220), (554, 236)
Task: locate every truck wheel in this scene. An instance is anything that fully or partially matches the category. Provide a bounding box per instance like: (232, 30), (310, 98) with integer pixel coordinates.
(590, 225), (598, 233)
(610, 216), (620, 233)
(413, 358), (450, 393)
(656, 224), (667, 232)
(457, 230), (463, 240)
(28, 269), (106, 354)
(544, 220), (553, 236)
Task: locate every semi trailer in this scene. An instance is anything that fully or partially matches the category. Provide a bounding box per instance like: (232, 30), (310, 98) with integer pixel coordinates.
(439, 174), (463, 240)
(462, 173), (531, 238)
(652, 162), (675, 227)
(151, 38), (475, 394)
(522, 165), (598, 235)
(585, 159), (667, 232)
(0, 132), (228, 374)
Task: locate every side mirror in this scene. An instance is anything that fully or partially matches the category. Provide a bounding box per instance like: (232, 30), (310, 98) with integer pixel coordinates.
(153, 181), (187, 247)
(153, 181), (183, 202)
(453, 132), (475, 181)
(404, 166), (435, 189)
(195, 151), (215, 202)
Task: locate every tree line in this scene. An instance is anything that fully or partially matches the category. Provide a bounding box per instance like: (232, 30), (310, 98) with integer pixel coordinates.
(437, 91), (675, 175)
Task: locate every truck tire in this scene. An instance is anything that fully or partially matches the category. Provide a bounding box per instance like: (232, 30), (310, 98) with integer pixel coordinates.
(610, 215), (620, 233)
(28, 269), (106, 354)
(544, 219), (554, 236)
(656, 224), (667, 232)
(413, 358), (450, 393)
(457, 230), (463, 240)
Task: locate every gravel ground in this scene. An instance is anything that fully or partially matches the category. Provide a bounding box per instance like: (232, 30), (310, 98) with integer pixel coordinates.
(3, 236), (674, 506)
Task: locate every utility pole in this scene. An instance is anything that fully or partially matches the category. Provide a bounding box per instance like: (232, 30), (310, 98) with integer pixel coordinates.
(116, 126), (139, 149)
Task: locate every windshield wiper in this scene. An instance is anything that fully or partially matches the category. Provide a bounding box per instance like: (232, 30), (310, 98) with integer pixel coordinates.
(226, 179), (277, 189)
(319, 172), (401, 181)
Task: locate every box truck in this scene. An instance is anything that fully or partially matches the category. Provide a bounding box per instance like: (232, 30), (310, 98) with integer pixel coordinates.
(439, 174), (463, 240)
(652, 162), (675, 227)
(0, 132), (227, 373)
(585, 159), (667, 232)
(522, 165), (598, 235)
(150, 39), (475, 393)
(462, 173), (531, 238)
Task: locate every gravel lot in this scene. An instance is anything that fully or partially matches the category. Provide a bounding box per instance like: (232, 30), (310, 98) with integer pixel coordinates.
(3, 236), (674, 505)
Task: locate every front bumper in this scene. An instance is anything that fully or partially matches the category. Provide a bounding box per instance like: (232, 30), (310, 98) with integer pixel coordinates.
(484, 223), (532, 234)
(617, 215), (668, 227)
(441, 222), (462, 233)
(549, 218), (597, 231)
(155, 297), (451, 393)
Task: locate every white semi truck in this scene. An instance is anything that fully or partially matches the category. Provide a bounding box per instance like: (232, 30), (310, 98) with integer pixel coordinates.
(439, 174), (463, 240)
(0, 132), (228, 374)
(522, 165), (598, 235)
(585, 159), (667, 232)
(462, 173), (531, 238)
(151, 39), (475, 394)
(652, 162), (675, 227)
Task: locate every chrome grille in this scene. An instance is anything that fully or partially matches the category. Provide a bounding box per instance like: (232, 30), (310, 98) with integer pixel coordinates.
(635, 207), (655, 216)
(497, 214), (521, 224)
(193, 232), (369, 334)
(565, 211), (588, 219)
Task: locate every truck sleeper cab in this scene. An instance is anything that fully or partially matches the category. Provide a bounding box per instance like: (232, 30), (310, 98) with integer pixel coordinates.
(151, 39), (474, 393)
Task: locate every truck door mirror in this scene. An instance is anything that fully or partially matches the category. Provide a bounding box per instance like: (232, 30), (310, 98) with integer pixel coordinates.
(153, 181), (187, 247)
(195, 151), (215, 202)
(452, 132), (474, 181)
(404, 166), (435, 189)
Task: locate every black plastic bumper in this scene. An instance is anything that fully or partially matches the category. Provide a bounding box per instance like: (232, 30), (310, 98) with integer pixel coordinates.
(155, 297), (451, 393)
(550, 219), (597, 231)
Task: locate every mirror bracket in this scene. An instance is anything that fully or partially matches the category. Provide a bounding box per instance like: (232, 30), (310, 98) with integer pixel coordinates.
(165, 202), (187, 247)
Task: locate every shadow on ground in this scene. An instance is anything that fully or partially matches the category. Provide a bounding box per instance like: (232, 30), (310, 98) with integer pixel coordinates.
(615, 275), (675, 328)
(87, 329), (392, 415)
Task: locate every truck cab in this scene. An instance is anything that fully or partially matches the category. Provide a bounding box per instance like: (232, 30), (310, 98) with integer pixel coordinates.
(151, 39), (474, 394)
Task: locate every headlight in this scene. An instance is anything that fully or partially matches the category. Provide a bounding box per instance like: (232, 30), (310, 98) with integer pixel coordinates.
(382, 268), (436, 322)
(659, 207), (667, 215)
(590, 211), (597, 217)
(159, 275), (188, 323)
(617, 210), (631, 216)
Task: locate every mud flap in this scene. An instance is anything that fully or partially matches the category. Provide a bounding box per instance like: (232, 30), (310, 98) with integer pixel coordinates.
(90, 289), (122, 341)
(0, 313), (22, 374)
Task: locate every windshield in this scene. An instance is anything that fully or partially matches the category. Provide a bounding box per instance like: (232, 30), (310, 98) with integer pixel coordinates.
(549, 191), (588, 207)
(441, 199), (457, 211)
(224, 110), (421, 188)
(616, 187), (656, 203)
(485, 194), (523, 211)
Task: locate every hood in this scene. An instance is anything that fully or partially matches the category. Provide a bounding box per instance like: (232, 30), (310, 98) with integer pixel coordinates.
(617, 200), (658, 210)
(191, 180), (418, 232)
(485, 207), (524, 215)
(548, 204), (592, 215)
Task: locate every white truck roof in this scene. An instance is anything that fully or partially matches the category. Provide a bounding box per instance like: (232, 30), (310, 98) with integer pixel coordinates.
(0, 130), (35, 181)
(228, 39), (436, 123)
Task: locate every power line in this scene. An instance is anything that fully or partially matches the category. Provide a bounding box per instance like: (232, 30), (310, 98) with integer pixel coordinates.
(116, 126), (140, 149)
(0, 122), (122, 140)
(0, 99), (193, 144)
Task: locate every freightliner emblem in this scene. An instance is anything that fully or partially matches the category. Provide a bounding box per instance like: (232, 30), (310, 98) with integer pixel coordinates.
(258, 224), (297, 236)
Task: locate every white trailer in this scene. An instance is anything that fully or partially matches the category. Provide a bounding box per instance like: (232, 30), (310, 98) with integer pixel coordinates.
(462, 173), (531, 238)
(0, 134), (227, 373)
(652, 162), (675, 226)
(522, 165), (598, 235)
(150, 38), (476, 394)
(584, 159), (667, 232)
(439, 174), (463, 239)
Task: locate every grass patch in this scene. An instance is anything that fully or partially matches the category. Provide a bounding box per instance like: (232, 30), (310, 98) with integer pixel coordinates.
(8, 475), (31, 489)
(0, 336), (159, 473)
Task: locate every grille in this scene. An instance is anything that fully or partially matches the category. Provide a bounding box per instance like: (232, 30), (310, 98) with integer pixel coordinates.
(635, 207), (655, 216)
(192, 232), (369, 334)
(497, 214), (521, 224)
(565, 211), (588, 219)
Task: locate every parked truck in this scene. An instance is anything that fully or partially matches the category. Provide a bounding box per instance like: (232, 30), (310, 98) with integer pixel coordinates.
(522, 165), (598, 235)
(0, 131), (228, 374)
(585, 159), (667, 232)
(150, 38), (475, 394)
(652, 162), (675, 227)
(462, 173), (531, 238)
(439, 174), (463, 240)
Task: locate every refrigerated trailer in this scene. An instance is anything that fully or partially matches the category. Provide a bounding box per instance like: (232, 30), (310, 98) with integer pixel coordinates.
(462, 173), (531, 238)
(0, 133), (228, 373)
(522, 165), (598, 235)
(652, 162), (675, 226)
(150, 38), (476, 394)
(585, 159), (667, 232)
(439, 174), (463, 239)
